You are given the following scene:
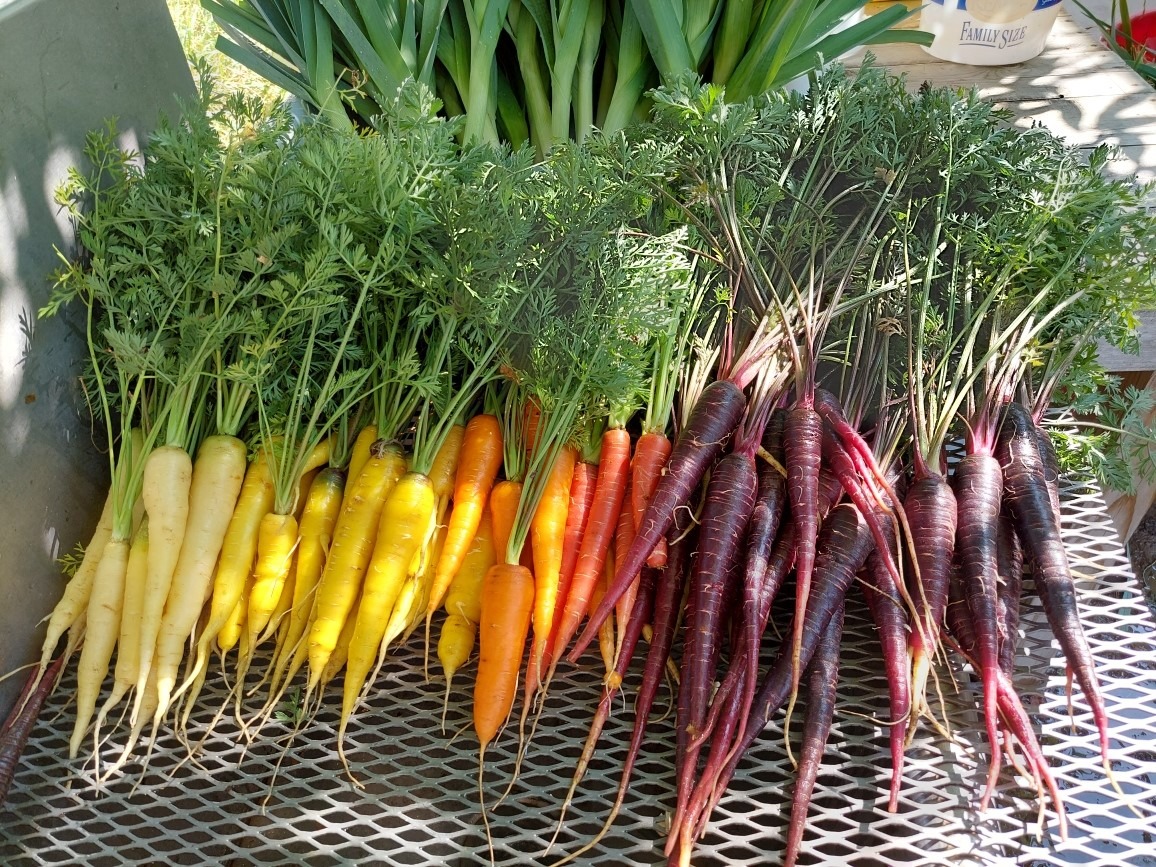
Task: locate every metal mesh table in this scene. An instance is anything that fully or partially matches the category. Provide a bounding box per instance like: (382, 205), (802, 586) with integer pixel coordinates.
(3, 472), (1156, 866)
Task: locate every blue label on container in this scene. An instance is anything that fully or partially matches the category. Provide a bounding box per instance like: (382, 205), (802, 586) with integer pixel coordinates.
(928, 0), (1061, 7)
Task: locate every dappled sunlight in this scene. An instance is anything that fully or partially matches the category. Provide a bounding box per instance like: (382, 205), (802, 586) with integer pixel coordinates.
(40, 143), (80, 253)
(0, 170), (29, 413)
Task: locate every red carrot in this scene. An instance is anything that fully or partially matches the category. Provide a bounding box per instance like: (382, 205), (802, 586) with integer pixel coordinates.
(552, 427), (632, 663)
(953, 450), (1006, 810)
(613, 479), (639, 662)
(783, 599), (845, 867)
(998, 402), (1110, 761)
(632, 430), (672, 568)
(1, 655), (64, 806)
(548, 457), (598, 659)
(570, 380), (747, 661)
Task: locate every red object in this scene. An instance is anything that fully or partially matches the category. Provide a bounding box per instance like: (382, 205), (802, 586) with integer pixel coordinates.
(1114, 11), (1156, 63)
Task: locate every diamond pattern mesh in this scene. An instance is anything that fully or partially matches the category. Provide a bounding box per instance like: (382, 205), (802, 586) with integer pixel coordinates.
(2, 473), (1155, 866)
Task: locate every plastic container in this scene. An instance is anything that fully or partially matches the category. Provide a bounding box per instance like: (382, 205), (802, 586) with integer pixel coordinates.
(1114, 10), (1156, 64)
(920, 0), (1062, 65)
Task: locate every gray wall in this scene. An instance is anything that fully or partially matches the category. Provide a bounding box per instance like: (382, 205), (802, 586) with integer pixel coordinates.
(0, 0), (194, 713)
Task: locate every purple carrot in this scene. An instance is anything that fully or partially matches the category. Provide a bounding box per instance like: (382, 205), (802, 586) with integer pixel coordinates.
(821, 425), (907, 602)
(683, 502), (875, 851)
(691, 467), (842, 760)
(945, 574), (1069, 838)
(783, 600), (845, 867)
(995, 506), (1023, 678)
(953, 450), (1006, 810)
(815, 388), (903, 513)
(1, 655), (64, 806)
(569, 381), (747, 662)
(785, 399), (824, 703)
(904, 471), (958, 722)
(860, 548), (910, 812)
(668, 451), (759, 850)
(997, 402), (1110, 761)
(736, 414), (788, 752)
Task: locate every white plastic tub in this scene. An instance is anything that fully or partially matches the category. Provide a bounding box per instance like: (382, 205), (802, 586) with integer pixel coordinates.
(920, 0), (1063, 65)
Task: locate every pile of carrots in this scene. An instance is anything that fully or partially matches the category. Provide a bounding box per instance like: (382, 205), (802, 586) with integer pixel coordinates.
(5, 64), (1155, 866)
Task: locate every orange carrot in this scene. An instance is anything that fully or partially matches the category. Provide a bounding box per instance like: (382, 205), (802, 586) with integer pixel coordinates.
(522, 398), (542, 458)
(526, 446), (577, 695)
(490, 480), (524, 567)
(547, 458), (597, 662)
(474, 563), (536, 748)
(426, 414), (503, 620)
(550, 427), (631, 663)
(632, 430), (672, 568)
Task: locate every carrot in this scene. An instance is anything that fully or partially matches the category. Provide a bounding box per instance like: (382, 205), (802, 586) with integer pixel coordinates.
(593, 557), (616, 676)
(346, 424), (379, 491)
(93, 518), (150, 734)
(669, 450), (758, 842)
(68, 535), (130, 757)
(432, 507), (496, 712)
(170, 448), (273, 714)
(305, 440), (406, 691)
(995, 505), (1023, 678)
(734, 412), (788, 746)
(36, 493), (114, 679)
(571, 380), (746, 661)
(245, 513), (299, 646)
(860, 546), (909, 812)
(0, 655), (64, 806)
(953, 450), (1005, 809)
(36, 430), (141, 683)
(631, 431), (671, 568)
(904, 471), (957, 724)
(552, 426), (632, 663)
(339, 471), (437, 774)
(784, 400), (824, 700)
(550, 565), (656, 844)
(524, 447), (577, 701)
(426, 413), (503, 621)
(567, 515), (692, 866)
(683, 502), (874, 847)
(998, 403), (1110, 761)
(145, 434), (248, 726)
(474, 561), (535, 746)
(267, 467), (346, 698)
(612, 479), (638, 663)
(945, 574), (1069, 839)
(782, 600), (845, 867)
(489, 480), (525, 569)
(548, 457), (598, 662)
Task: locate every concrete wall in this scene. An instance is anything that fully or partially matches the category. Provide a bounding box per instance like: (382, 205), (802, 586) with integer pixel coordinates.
(0, 0), (194, 713)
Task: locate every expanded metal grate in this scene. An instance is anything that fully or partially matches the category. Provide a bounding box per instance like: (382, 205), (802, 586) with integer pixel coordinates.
(3, 473), (1156, 866)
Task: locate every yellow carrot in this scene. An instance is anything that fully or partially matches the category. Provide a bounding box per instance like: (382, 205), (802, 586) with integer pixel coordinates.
(339, 472), (437, 770)
(306, 441), (406, 689)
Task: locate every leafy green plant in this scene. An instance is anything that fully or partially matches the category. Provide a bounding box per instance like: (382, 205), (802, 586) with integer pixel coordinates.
(203, 0), (931, 152)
